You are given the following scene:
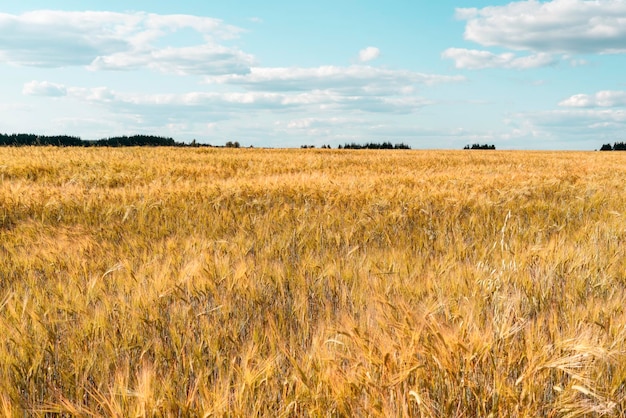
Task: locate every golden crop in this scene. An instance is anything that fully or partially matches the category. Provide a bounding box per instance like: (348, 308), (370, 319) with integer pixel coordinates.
(1, 147), (625, 417)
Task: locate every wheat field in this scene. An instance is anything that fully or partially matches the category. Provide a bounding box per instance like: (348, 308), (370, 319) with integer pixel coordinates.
(1, 147), (625, 417)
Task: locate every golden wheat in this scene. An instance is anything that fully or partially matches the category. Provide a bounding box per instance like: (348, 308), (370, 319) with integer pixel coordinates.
(1, 147), (625, 416)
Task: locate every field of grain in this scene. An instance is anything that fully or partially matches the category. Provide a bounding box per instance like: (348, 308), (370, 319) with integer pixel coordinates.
(1, 147), (625, 417)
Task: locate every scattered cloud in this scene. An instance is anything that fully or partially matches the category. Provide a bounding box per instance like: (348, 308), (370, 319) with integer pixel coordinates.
(14, 6), (616, 149)
(559, 90), (626, 107)
(205, 65), (465, 93)
(89, 44), (254, 75)
(442, 48), (559, 69)
(504, 107), (626, 149)
(23, 81), (67, 97)
(284, 117), (358, 130)
(22, 79), (434, 118)
(359, 47), (380, 63)
(455, 0), (626, 54)
(569, 58), (590, 67)
(0, 10), (252, 75)
(526, 109), (626, 131)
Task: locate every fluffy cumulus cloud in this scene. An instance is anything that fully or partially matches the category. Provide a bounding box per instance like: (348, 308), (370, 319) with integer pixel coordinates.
(358, 47), (380, 63)
(445, 0), (626, 69)
(0, 10), (253, 75)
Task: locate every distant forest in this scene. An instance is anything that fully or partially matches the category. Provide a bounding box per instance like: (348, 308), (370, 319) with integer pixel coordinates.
(0, 134), (218, 147)
(338, 142), (411, 150)
(464, 144), (496, 150)
(600, 142), (626, 151)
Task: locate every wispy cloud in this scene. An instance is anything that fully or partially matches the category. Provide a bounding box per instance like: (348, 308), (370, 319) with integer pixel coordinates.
(89, 44), (254, 75)
(442, 48), (559, 70)
(23, 81), (67, 97)
(205, 65), (465, 93)
(530, 109), (626, 126)
(23, 80), (435, 116)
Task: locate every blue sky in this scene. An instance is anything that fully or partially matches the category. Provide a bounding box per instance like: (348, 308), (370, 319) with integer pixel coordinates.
(2, 1), (626, 149)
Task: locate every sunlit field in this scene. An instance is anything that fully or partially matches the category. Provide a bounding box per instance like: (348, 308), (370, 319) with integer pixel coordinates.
(1, 147), (626, 417)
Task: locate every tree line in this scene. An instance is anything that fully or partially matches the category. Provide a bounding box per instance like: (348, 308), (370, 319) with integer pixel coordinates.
(0, 133), (215, 147)
(0, 134), (502, 150)
(600, 142), (626, 151)
(338, 142), (411, 150)
(464, 144), (496, 150)
(299, 142), (411, 149)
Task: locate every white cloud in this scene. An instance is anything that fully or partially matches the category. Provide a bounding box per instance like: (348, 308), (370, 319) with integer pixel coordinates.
(493, 91), (626, 149)
(0, 11), (252, 75)
(559, 90), (626, 107)
(284, 117), (356, 130)
(23, 81), (67, 97)
(359, 47), (380, 62)
(206, 65), (465, 93)
(507, 107), (626, 149)
(527, 109), (626, 130)
(455, 0), (626, 54)
(19, 73), (445, 146)
(22, 80), (433, 117)
(89, 44), (254, 75)
(442, 48), (559, 69)
(558, 94), (592, 108)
